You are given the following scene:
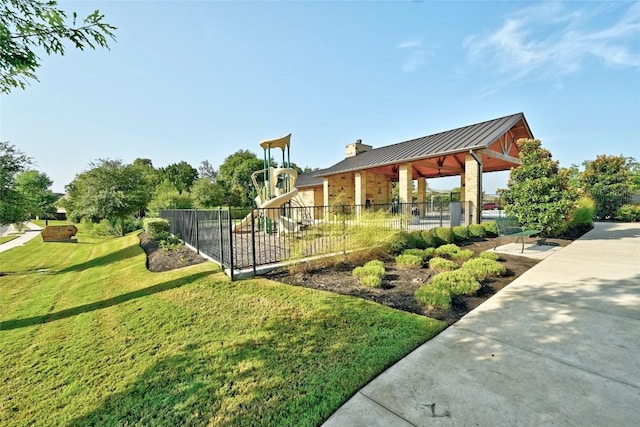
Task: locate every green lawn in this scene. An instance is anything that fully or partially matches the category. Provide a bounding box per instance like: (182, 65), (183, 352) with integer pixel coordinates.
(0, 226), (446, 426)
(0, 235), (19, 244)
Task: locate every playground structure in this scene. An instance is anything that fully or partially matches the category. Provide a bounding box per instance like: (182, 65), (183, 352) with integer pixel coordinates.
(233, 134), (312, 233)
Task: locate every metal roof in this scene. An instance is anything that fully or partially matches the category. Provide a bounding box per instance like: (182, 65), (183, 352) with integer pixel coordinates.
(296, 168), (328, 188)
(313, 113), (531, 179)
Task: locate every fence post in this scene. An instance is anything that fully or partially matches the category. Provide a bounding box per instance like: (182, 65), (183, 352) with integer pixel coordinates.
(218, 208), (224, 267)
(342, 203), (347, 254)
(228, 207), (235, 281)
(251, 207), (257, 277)
(439, 199), (444, 227)
(194, 208), (200, 254)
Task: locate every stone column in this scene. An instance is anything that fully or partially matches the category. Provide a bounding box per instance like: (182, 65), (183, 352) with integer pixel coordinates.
(464, 153), (482, 224)
(399, 163), (412, 217)
(417, 177), (426, 218)
(355, 171), (367, 217)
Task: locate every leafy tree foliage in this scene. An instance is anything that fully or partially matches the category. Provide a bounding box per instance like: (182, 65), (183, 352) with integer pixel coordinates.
(65, 159), (150, 236)
(147, 181), (193, 216)
(14, 169), (57, 219)
(1, 0), (116, 93)
(0, 141), (33, 224)
(581, 155), (634, 219)
(191, 177), (225, 209)
(501, 139), (574, 236)
(198, 160), (218, 182)
(160, 161), (198, 194)
(217, 150), (264, 207)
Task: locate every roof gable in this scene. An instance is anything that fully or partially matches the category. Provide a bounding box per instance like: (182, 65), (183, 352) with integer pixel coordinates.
(317, 113), (532, 178)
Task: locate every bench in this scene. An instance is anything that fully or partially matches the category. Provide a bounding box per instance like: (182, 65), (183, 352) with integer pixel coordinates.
(494, 217), (542, 253)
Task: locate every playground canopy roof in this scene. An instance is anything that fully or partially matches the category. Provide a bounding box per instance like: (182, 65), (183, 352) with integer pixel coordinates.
(296, 112), (533, 187)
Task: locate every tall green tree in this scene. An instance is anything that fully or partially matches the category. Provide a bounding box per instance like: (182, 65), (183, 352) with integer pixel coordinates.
(160, 161), (198, 194)
(1, 0), (116, 93)
(147, 181), (193, 216)
(65, 159), (150, 236)
(191, 177), (225, 209)
(217, 150), (263, 207)
(0, 141), (33, 224)
(501, 139), (574, 236)
(581, 154), (634, 219)
(198, 160), (218, 182)
(14, 169), (57, 219)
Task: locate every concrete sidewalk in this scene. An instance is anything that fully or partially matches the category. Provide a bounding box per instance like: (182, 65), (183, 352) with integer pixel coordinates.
(0, 222), (43, 253)
(324, 222), (640, 426)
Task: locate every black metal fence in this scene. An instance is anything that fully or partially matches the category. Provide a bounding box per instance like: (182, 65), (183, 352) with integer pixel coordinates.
(160, 198), (471, 279)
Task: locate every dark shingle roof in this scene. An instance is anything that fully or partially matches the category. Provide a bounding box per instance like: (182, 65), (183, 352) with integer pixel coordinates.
(316, 113), (531, 178)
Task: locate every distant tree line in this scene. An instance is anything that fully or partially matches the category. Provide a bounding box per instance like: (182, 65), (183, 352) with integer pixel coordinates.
(2, 139), (638, 236)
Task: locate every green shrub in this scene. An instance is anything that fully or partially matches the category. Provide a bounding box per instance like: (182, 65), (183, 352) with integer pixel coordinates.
(434, 243), (460, 258)
(415, 285), (451, 309)
(570, 197), (595, 226)
(402, 248), (429, 260)
(423, 247), (436, 259)
(144, 218), (171, 237)
(420, 230), (436, 248)
(360, 275), (383, 288)
(384, 231), (414, 253)
(481, 221), (498, 237)
(353, 261), (386, 279)
(410, 230), (428, 249)
(450, 249), (474, 261)
(479, 251), (500, 261)
(616, 204), (640, 222)
(159, 236), (182, 251)
(430, 270), (481, 296)
(395, 254), (424, 268)
(428, 257), (458, 272)
(468, 224), (485, 238)
(365, 259), (385, 268)
(433, 227), (454, 246)
(462, 258), (507, 280)
(451, 225), (469, 242)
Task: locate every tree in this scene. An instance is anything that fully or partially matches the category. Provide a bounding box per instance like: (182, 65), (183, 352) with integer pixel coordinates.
(65, 159), (150, 236)
(160, 161), (198, 194)
(217, 150), (264, 207)
(198, 160), (218, 182)
(147, 181), (193, 216)
(14, 169), (57, 219)
(0, 141), (33, 224)
(1, 0), (116, 93)
(501, 139), (574, 236)
(191, 177), (225, 209)
(581, 155), (633, 219)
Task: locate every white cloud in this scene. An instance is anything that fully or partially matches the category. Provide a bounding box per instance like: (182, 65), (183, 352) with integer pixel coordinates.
(397, 38), (423, 49)
(464, 1), (640, 81)
(397, 38), (439, 73)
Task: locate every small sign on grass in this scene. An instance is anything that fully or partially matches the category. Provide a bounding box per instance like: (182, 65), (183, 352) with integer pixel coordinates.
(42, 225), (78, 242)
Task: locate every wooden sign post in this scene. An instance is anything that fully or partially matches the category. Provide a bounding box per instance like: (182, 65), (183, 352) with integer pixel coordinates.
(41, 225), (78, 242)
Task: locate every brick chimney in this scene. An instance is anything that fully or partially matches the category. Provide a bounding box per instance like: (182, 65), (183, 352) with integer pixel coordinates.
(345, 139), (372, 158)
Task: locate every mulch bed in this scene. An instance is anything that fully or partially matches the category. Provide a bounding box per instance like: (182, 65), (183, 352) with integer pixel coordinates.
(139, 230), (586, 325)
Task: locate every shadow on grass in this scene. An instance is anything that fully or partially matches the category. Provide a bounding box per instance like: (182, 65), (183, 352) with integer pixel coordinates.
(56, 244), (143, 274)
(66, 294), (439, 427)
(0, 271), (213, 331)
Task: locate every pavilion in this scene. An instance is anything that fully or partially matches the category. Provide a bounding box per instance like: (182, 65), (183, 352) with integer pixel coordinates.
(296, 112), (533, 224)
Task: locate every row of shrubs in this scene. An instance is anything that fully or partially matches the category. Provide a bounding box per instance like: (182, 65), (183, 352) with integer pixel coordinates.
(143, 218), (182, 251)
(384, 222), (498, 254)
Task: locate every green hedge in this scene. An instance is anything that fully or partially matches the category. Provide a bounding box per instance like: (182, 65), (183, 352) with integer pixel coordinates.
(143, 218), (170, 238)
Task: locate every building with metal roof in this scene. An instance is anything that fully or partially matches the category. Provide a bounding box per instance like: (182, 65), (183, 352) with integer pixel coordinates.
(296, 112), (533, 223)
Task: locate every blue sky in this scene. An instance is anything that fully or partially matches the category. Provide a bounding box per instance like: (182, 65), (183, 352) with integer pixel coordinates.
(1, 0), (639, 194)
